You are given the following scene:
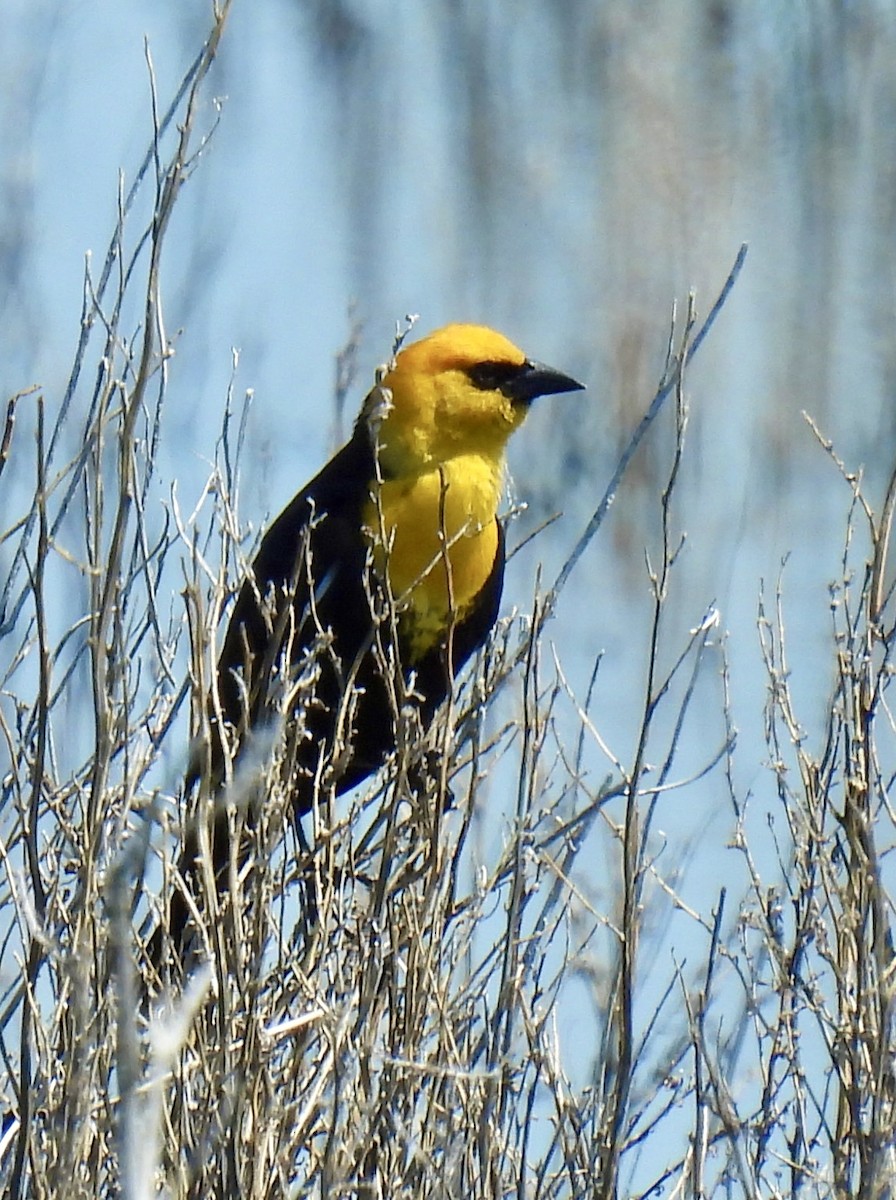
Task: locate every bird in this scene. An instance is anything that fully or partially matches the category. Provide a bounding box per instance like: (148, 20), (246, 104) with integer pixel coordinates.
(154, 323), (583, 965)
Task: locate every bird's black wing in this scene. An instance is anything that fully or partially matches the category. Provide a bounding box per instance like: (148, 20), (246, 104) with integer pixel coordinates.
(160, 429), (378, 963)
(197, 428), (377, 801)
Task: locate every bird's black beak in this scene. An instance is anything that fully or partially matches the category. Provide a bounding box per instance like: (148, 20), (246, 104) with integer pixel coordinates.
(503, 359), (585, 407)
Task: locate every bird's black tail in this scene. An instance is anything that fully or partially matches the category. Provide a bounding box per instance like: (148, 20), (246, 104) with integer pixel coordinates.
(146, 810), (232, 978)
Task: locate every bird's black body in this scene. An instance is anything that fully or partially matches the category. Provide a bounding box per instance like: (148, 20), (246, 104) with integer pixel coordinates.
(160, 418), (504, 962)
(208, 420), (505, 810)
(151, 324), (582, 969)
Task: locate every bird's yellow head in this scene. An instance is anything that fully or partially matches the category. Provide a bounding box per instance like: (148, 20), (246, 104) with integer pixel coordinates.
(366, 323), (583, 477)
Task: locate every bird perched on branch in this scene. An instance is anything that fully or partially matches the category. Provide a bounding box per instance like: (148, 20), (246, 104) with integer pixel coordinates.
(155, 323), (583, 964)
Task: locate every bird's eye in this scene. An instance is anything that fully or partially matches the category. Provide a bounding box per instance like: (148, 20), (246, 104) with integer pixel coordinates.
(466, 361), (523, 393)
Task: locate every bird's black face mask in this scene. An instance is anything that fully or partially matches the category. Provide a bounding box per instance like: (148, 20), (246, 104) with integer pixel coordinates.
(466, 359), (584, 408)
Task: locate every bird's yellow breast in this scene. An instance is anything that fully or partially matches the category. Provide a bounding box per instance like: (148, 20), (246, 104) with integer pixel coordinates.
(362, 453), (502, 660)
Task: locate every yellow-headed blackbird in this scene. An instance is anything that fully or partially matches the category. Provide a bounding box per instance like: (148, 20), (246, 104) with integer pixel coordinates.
(159, 324), (583, 960)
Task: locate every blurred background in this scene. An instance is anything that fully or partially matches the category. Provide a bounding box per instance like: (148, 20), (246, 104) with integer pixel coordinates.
(2, 0), (895, 1188)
